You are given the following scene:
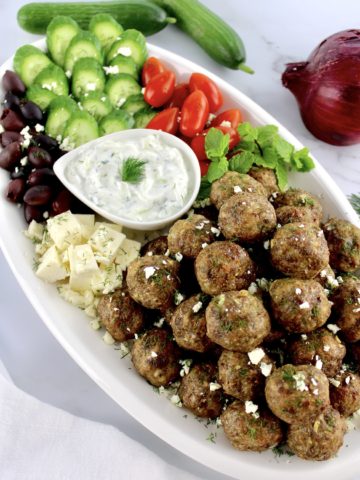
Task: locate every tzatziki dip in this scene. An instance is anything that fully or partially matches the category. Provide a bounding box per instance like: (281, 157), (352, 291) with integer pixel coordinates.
(65, 134), (190, 222)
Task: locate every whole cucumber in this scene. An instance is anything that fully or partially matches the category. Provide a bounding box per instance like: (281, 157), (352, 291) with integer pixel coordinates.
(17, 0), (176, 36)
(150, 0), (252, 72)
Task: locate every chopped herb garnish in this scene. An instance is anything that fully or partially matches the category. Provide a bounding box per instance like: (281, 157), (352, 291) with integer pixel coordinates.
(120, 157), (147, 184)
(272, 444), (295, 457)
(206, 432), (217, 443)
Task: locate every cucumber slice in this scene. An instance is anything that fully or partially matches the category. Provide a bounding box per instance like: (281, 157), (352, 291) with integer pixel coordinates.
(99, 110), (134, 136)
(45, 95), (78, 140)
(134, 108), (157, 129)
(106, 29), (147, 68)
(26, 84), (57, 110)
(105, 73), (141, 108)
(64, 31), (104, 74)
(108, 54), (138, 79)
(13, 45), (52, 87)
(89, 13), (123, 52)
(121, 94), (147, 115)
(46, 16), (80, 67)
(72, 58), (105, 99)
(63, 110), (99, 148)
(33, 64), (69, 96)
(80, 92), (112, 121)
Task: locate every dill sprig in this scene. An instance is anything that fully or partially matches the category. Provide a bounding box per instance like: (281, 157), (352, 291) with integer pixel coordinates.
(120, 157), (147, 184)
(349, 193), (360, 216)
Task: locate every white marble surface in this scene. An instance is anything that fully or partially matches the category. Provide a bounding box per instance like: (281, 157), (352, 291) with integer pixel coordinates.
(1, 1), (360, 478)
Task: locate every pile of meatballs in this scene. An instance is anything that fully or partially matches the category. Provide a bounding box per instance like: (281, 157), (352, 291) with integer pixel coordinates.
(97, 166), (360, 461)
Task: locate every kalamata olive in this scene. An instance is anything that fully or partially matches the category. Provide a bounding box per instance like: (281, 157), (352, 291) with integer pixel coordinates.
(2, 71), (26, 95)
(0, 131), (23, 147)
(0, 142), (22, 170)
(28, 146), (53, 168)
(33, 134), (58, 151)
(24, 204), (44, 224)
(51, 189), (73, 215)
(23, 185), (52, 206)
(19, 101), (43, 125)
(3, 91), (21, 110)
(27, 168), (56, 187)
(6, 178), (26, 203)
(10, 166), (29, 180)
(0, 109), (25, 132)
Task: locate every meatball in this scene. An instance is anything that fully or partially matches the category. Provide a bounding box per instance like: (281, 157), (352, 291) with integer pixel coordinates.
(210, 171), (267, 210)
(276, 205), (320, 226)
(218, 350), (274, 400)
(168, 214), (216, 259)
(269, 278), (331, 333)
(206, 290), (271, 352)
(219, 193), (277, 243)
(126, 255), (180, 310)
(170, 294), (212, 352)
(331, 277), (360, 343)
(221, 401), (283, 452)
(195, 241), (255, 296)
(270, 222), (329, 278)
(248, 166), (279, 197)
(272, 188), (323, 224)
(97, 288), (145, 342)
(289, 328), (346, 377)
(141, 236), (168, 256)
(330, 371), (360, 417)
(323, 218), (360, 272)
(178, 363), (222, 418)
(265, 364), (330, 424)
(131, 329), (180, 387)
(287, 406), (346, 461)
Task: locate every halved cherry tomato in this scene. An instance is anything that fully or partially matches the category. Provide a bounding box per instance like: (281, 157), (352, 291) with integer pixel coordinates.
(166, 83), (190, 109)
(190, 125), (240, 161)
(180, 90), (209, 138)
(141, 57), (167, 86)
(144, 71), (176, 108)
(210, 108), (243, 130)
(189, 73), (223, 113)
(146, 107), (179, 135)
(199, 159), (211, 176)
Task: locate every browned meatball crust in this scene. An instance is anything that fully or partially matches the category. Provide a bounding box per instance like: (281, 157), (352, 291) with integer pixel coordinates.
(210, 171), (267, 210)
(248, 166), (279, 197)
(168, 214), (215, 259)
(219, 193), (277, 243)
(141, 236), (168, 256)
(269, 278), (331, 333)
(265, 364), (330, 424)
(206, 290), (271, 352)
(178, 363), (222, 418)
(331, 278), (360, 343)
(221, 401), (283, 452)
(195, 241), (255, 296)
(126, 255), (180, 310)
(270, 223), (329, 278)
(330, 371), (360, 417)
(287, 406), (346, 460)
(97, 288), (145, 342)
(170, 294), (212, 352)
(218, 350), (274, 400)
(289, 328), (346, 377)
(323, 218), (360, 272)
(272, 188), (323, 224)
(276, 205), (321, 226)
(131, 329), (180, 387)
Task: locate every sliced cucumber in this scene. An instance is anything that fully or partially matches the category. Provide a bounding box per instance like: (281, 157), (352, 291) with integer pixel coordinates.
(89, 13), (123, 52)
(33, 63), (69, 96)
(63, 110), (99, 148)
(108, 54), (138, 79)
(13, 45), (52, 87)
(71, 58), (105, 99)
(46, 16), (80, 67)
(105, 73), (141, 108)
(99, 110), (134, 135)
(64, 31), (104, 74)
(26, 84), (57, 110)
(45, 95), (78, 140)
(80, 92), (112, 121)
(121, 94), (148, 115)
(106, 29), (147, 68)
(134, 108), (157, 129)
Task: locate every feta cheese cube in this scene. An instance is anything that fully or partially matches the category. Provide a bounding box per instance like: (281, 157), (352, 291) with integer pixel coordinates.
(68, 244), (99, 291)
(114, 238), (141, 270)
(74, 214), (95, 240)
(47, 211), (83, 250)
(88, 224), (125, 264)
(36, 245), (69, 283)
(24, 220), (44, 243)
(91, 263), (123, 295)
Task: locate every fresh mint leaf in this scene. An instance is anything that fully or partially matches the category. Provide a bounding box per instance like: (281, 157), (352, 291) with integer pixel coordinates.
(197, 178), (212, 200)
(237, 122), (258, 142)
(229, 151), (255, 173)
(275, 159), (288, 191)
(206, 157), (229, 182)
(292, 147), (315, 172)
(256, 125), (278, 148)
(256, 147), (277, 168)
(273, 135), (293, 163)
(205, 128), (229, 160)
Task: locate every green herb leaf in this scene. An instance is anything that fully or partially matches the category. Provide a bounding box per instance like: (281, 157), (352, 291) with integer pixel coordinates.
(197, 178), (212, 200)
(237, 122), (258, 143)
(228, 151), (255, 173)
(273, 135), (294, 162)
(120, 157), (147, 184)
(206, 157), (229, 183)
(256, 124), (278, 148)
(292, 147), (315, 172)
(349, 193), (360, 216)
(255, 147), (277, 168)
(205, 128), (230, 160)
(275, 159), (288, 191)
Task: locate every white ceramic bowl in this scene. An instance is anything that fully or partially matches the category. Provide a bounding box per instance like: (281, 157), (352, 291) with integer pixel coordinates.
(0, 39), (359, 480)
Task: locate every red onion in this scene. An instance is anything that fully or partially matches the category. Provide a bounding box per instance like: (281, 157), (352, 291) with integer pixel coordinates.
(282, 29), (360, 146)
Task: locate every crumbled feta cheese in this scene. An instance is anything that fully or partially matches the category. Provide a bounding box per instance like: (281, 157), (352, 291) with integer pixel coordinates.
(263, 240), (270, 250)
(20, 156), (28, 166)
(216, 417), (222, 427)
(103, 65), (120, 75)
(150, 351), (158, 358)
(192, 301), (203, 313)
(220, 120), (232, 128)
(175, 252), (183, 262)
(233, 185), (242, 193)
(34, 123), (44, 132)
(206, 113), (216, 126)
(256, 278), (270, 291)
(293, 372), (308, 391)
(170, 394), (182, 407)
(201, 243), (208, 249)
(179, 359), (192, 377)
(245, 400), (259, 417)
(103, 331), (115, 345)
(313, 389), (319, 396)
(337, 276), (344, 284)
(260, 362), (272, 377)
(209, 382), (221, 391)
(345, 376), (351, 385)
(353, 307), (360, 313)
(211, 226), (221, 237)
(315, 357), (323, 370)
(299, 301), (310, 309)
(295, 288), (302, 295)
(164, 249), (170, 256)
(60, 136), (75, 151)
(329, 378), (341, 388)
(301, 334), (308, 340)
(323, 345), (330, 352)
(144, 266), (156, 279)
(320, 269), (327, 278)
(174, 292), (185, 305)
(327, 324), (341, 334)
(195, 222), (204, 230)
(248, 348), (265, 365)
(248, 282), (258, 295)
(90, 319), (101, 330)
(311, 377), (318, 386)
(154, 317), (165, 328)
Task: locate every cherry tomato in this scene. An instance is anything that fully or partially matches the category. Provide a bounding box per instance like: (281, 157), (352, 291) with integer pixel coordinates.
(141, 57), (166, 86)
(146, 107), (180, 135)
(199, 159), (211, 176)
(166, 83), (190, 109)
(180, 90), (209, 138)
(189, 72), (223, 113)
(144, 71), (176, 108)
(190, 125), (240, 161)
(210, 108), (243, 129)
